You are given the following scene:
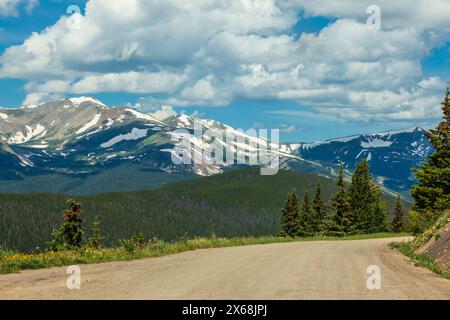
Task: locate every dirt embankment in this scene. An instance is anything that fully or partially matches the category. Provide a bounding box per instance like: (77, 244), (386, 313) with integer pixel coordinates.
(416, 215), (450, 270)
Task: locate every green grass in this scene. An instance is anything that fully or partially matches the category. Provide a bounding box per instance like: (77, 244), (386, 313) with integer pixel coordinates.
(0, 233), (408, 275)
(390, 241), (450, 280)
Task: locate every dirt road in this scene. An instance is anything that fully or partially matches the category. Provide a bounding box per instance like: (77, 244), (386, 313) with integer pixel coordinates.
(0, 238), (448, 299)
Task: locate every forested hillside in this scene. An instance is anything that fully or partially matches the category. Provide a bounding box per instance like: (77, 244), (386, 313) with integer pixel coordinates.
(0, 168), (408, 251)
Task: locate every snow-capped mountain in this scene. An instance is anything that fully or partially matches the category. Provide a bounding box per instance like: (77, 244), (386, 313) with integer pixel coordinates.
(0, 97), (298, 192)
(0, 97), (432, 195)
(288, 127), (433, 194)
(0, 97), (164, 148)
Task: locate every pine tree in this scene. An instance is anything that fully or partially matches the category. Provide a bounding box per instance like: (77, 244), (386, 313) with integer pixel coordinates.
(280, 188), (300, 237)
(412, 86), (450, 213)
(348, 160), (375, 232)
(49, 199), (84, 250)
(370, 184), (388, 232)
(312, 183), (326, 232)
(348, 160), (387, 233)
(391, 194), (404, 232)
(87, 218), (104, 249)
(298, 191), (314, 237)
(331, 163), (352, 233)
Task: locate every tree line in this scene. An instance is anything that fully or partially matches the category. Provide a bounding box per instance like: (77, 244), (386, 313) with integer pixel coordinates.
(280, 160), (404, 237)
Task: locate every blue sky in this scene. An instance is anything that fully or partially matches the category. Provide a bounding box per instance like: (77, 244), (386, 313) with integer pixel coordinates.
(0, 0), (448, 142)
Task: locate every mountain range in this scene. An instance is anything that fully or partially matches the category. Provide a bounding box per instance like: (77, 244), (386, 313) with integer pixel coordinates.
(0, 97), (433, 196)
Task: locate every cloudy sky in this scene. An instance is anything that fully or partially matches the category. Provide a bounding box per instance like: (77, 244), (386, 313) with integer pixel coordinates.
(0, 0), (449, 141)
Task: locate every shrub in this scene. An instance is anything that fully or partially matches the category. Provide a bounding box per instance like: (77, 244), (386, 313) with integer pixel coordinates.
(119, 234), (145, 253)
(435, 210), (450, 229)
(407, 210), (442, 235)
(411, 210), (450, 249)
(323, 230), (346, 237)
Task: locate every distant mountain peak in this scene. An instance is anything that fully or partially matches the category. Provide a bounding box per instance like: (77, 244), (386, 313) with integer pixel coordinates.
(371, 126), (424, 137)
(301, 127), (425, 150)
(291, 126), (432, 197)
(68, 96), (108, 107)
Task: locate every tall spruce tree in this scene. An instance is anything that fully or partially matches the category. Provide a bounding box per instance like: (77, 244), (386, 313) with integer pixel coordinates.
(49, 199), (84, 250)
(391, 194), (404, 232)
(412, 86), (450, 213)
(298, 191), (314, 236)
(312, 183), (326, 232)
(348, 160), (387, 233)
(348, 160), (375, 232)
(331, 163), (352, 232)
(370, 184), (388, 232)
(280, 188), (300, 237)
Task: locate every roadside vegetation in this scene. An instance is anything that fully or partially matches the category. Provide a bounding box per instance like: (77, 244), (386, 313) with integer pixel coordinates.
(0, 171), (428, 277)
(391, 87), (450, 278)
(0, 196), (407, 274)
(0, 231), (407, 275)
(390, 240), (450, 280)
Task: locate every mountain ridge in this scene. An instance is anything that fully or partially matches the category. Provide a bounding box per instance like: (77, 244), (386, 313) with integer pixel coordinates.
(290, 126), (432, 195)
(0, 97), (432, 196)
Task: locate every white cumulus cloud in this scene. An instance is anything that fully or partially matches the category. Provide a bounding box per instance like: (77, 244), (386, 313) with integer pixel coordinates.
(0, 0), (38, 17)
(0, 0), (448, 123)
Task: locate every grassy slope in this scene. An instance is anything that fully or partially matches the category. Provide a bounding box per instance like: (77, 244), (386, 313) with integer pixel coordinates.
(390, 241), (450, 279)
(390, 211), (450, 279)
(0, 168), (410, 252)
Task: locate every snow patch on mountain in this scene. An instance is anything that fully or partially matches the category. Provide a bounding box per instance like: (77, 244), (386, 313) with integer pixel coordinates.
(17, 153), (34, 167)
(356, 149), (367, 159)
(125, 108), (166, 126)
(411, 142), (432, 157)
(8, 124), (46, 144)
(178, 114), (192, 126)
(361, 138), (393, 148)
(29, 144), (49, 149)
(76, 114), (101, 134)
(100, 128), (149, 148)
